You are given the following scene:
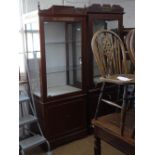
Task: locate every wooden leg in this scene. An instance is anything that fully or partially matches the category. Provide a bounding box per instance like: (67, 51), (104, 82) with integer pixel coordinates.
(95, 82), (105, 119)
(94, 136), (101, 155)
(117, 85), (121, 101)
(131, 127), (135, 139)
(121, 85), (128, 136)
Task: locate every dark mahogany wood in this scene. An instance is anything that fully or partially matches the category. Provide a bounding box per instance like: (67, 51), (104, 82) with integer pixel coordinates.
(34, 94), (88, 148)
(39, 5), (86, 17)
(87, 4), (124, 13)
(94, 136), (101, 155)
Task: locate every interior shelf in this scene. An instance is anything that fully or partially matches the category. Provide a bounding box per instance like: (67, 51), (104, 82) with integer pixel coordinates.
(45, 40), (81, 44)
(94, 77), (102, 84)
(34, 85), (81, 97)
(46, 65), (81, 74)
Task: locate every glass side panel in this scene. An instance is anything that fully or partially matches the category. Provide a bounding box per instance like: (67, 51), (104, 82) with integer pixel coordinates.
(25, 22), (41, 96)
(44, 21), (82, 97)
(93, 20), (118, 85)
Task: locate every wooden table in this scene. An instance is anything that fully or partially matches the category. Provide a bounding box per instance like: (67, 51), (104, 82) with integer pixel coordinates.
(92, 109), (135, 155)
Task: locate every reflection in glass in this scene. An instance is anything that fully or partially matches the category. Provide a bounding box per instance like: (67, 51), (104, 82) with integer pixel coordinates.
(25, 22), (41, 96)
(93, 20), (118, 84)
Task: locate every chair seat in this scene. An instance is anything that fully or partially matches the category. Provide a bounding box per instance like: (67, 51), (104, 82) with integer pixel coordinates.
(92, 109), (135, 146)
(100, 74), (135, 85)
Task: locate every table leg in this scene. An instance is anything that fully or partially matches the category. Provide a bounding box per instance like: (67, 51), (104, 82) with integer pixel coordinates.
(94, 136), (101, 155)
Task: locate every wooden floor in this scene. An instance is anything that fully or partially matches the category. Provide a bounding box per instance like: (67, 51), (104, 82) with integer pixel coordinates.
(27, 135), (125, 155)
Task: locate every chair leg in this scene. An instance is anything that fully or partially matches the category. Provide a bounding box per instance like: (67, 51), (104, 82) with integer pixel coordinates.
(121, 85), (128, 136)
(131, 127), (135, 139)
(94, 82), (105, 119)
(117, 85), (121, 101)
(127, 85), (135, 110)
(94, 136), (101, 155)
(115, 85), (121, 113)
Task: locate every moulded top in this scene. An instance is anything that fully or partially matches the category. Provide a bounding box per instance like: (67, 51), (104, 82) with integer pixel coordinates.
(39, 5), (86, 16)
(87, 4), (124, 14)
(38, 4), (124, 16)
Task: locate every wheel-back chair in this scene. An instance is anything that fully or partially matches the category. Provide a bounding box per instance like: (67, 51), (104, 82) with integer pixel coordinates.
(91, 29), (135, 155)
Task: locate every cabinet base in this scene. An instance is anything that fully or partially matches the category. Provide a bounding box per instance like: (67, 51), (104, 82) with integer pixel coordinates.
(41, 129), (88, 150)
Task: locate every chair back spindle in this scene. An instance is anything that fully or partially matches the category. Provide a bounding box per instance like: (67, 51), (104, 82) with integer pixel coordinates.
(91, 29), (128, 78)
(125, 29), (135, 65)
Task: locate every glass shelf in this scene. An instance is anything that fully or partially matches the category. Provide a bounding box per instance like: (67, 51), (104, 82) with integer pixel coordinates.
(47, 85), (81, 97)
(46, 65), (81, 74)
(24, 30), (39, 33)
(45, 40), (81, 44)
(94, 77), (102, 85)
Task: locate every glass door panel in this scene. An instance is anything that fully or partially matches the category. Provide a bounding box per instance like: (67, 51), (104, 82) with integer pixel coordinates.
(25, 22), (41, 96)
(44, 21), (82, 97)
(93, 20), (118, 85)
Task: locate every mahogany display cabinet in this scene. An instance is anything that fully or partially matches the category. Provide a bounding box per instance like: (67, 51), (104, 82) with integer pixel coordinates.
(23, 5), (88, 148)
(86, 4), (124, 129)
(22, 4), (124, 147)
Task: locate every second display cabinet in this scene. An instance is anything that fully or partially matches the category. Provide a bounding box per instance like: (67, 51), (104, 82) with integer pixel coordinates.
(86, 4), (124, 129)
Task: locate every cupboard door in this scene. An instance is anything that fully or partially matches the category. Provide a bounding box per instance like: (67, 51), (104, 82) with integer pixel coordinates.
(45, 97), (87, 139)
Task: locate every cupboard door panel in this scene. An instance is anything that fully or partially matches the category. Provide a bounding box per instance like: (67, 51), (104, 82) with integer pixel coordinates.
(45, 98), (87, 138)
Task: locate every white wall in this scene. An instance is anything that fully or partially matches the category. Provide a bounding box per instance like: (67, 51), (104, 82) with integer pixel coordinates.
(22, 0), (134, 28)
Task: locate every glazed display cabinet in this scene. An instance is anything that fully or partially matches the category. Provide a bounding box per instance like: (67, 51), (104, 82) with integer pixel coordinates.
(23, 5), (88, 147)
(86, 4), (124, 123)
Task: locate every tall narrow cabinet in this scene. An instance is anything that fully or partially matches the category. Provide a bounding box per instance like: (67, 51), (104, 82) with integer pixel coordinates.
(23, 5), (88, 148)
(86, 4), (124, 125)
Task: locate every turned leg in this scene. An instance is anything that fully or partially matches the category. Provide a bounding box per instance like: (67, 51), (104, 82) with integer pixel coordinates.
(94, 136), (101, 155)
(121, 85), (128, 136)
(131, 127), (135, 139)
(94, 83), (105, 119)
